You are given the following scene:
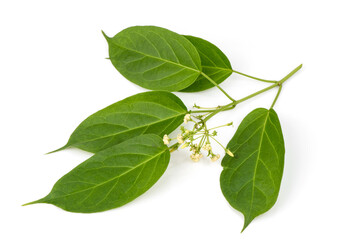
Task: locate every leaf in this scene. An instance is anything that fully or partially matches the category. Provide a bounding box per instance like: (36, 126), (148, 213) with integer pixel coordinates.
(52, 91), (187, 153)
(180, 35), (232, 92)
(104, 26), (202, 91)
(220, 108), (285, 231)
(24, 134), (170, 213)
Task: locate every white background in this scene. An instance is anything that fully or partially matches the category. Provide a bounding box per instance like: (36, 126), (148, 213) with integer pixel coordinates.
(1, 0), (359, 239)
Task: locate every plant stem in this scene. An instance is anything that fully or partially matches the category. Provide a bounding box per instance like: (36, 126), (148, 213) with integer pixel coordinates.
(200, 72), (236, 102)
(208, 122), (233, 131)
(270, 85), (282, 109)
(210, 136), (227, 150)
(190, 109), (216, 113)
(203, 64), (302, 122)
(203, 84), (276, 122)
(278, 64), (302, 85)
(193, 106), (219, 110)
(232, 70), (277, 83)
(190, 105), (235, 113)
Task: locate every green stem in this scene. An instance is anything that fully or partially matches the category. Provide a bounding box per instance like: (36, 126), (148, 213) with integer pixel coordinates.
(194, 131), (205, 135)
(198, 135), (206, 151)
(192, 135), (203, 141)
(270, 85), (282, 109)
(203, 84), (275, 122)
(203, 64), (302, 122)
(208, 123), (232, 131)
(278, 64), (302, 85)
(208, 122), (233, 131)
(232, 70), (277, 83)
(210, 136), (227, 150)
(193, 105), (219, 110)
(200, 72), (236, 102)
(190, 105), (235, 114)
(190, 109), (216, 113)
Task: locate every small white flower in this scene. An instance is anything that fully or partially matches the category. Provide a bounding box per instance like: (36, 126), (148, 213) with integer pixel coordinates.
(190, 153), (203, 162)
(190, 154), (198, 162)
(177, 134), (184, 144)
(185, 130), (190, 134)
(211, 154), (220, 162)
(163, 134), (170, 145)
(202, 144), (212, 151)
(184, 114), (191, 124)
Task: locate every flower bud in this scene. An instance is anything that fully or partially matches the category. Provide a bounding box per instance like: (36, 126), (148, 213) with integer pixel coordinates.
(180, 142), (189, 149)
(177, 134), (184, 144)
(184, 114), (191, 124)
(226, 149), (234, 157)
(163, 134), (170, 145)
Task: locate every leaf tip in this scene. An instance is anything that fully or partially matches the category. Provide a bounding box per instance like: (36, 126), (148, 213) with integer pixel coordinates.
(101, 30), (110, 41)
(22, 199), (43, 207)
(46, 145), (68, 155)
(241, 217), (253, 233)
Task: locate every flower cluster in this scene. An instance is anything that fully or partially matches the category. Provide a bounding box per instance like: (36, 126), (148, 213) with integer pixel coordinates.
(162, 112), (234, 162)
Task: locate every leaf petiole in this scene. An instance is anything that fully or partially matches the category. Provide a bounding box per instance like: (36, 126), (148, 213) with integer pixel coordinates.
(200, 72), (236, 102)
(232, 70), (277, 83)
(270, 85), (282, 109)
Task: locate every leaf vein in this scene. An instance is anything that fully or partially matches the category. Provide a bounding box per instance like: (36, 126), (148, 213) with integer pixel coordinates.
(109, 36), (200, 73)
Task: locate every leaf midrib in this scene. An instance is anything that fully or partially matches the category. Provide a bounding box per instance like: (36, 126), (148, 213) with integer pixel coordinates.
(197, 49), (230, 69)
(202, 66), (232, 72)
(45, 147), (168, 202)
(248, 110), (270, 217)
(109, 38), (201, 74)
(73, 111), (185, 146)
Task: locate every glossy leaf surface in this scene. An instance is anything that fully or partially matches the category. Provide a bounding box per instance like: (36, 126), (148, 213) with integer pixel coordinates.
(53, 91), (187, 153)
(26, 134), (170, 213)
(104, 26), (202, 91)
(220, 108), (285, 231)
(180, 35), (232, 92)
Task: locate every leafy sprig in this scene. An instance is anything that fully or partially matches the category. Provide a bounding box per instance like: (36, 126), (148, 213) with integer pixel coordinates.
(24, 25), (302, 232)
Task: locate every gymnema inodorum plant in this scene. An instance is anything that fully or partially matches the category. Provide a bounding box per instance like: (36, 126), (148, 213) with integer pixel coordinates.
(24, 26), (302, 232)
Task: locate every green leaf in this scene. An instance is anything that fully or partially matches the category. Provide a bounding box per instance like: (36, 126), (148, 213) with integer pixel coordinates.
(24, 134), (170, 213)
(180, 35), (232, 92)
(220, 108), (285, 231)
(104, 26), (202, 91)
(52, 91), (187, 153)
